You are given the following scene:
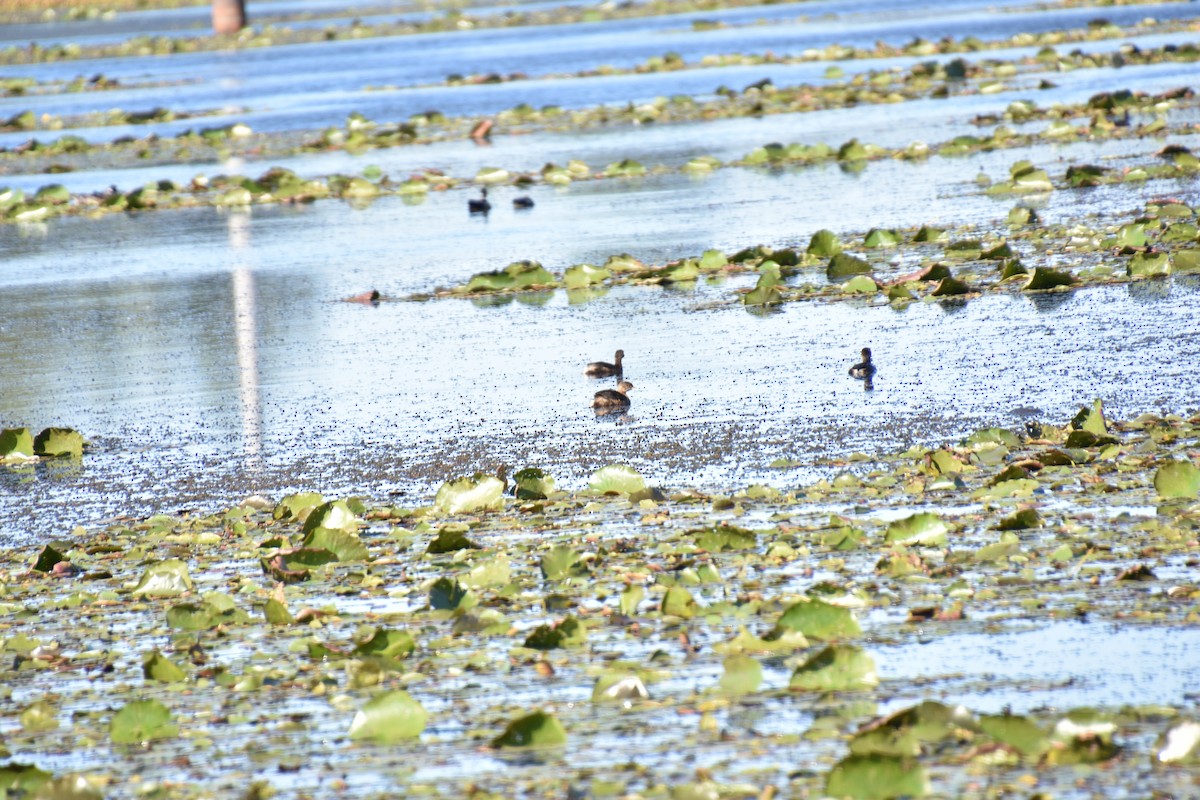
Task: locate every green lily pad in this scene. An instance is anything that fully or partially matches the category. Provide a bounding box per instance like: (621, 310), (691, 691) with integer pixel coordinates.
(563, 264), (610, 289)
(1024, 267), (1078, 291)
(142, 650), (187, 683)
(790, 644), (879, 691)
(589, 465), (646, 495)
(32, 544), (65, 573)
(429, 577), (476, 611)
(660, 585), (698, 618)
(930, 276), (970, 296)
(353, 628), (415, 661)
(743, 284), (782, 306)
(693, 525), (756, 551)
(131, 559), (194, 597)
(1173, 249), (1200, 273)
(863, 228), (901, 248)
(1154, 460), (1200, 499)
(110, 699), (178, 744)
(978, 712), (1048, 756)
(20, 700), (58, 733)
(32, 427), (85, 458)
(434, 474), (505, 513)
(524, 615), (586, 649)
(273, 492), (324, 520)
(592, 673), (650, 703)
(885, 512), (949, 546)
(427, 527), (478, 553)
(807, 229), (843, 257)
(348, 690), (427, 742)
(996, 508), (1042, 530)
(772, 597), (861, 640)
(542, 545), (588, 580)
(301, 500), (359, 534)
(913, 226), (946, 243)
(1128, 251), (1170, 277)
(842, 275), (878, 294)
(717, 654), (762, 695)
(0, 427), (34, 458)
(825, 754), (928, 799)
(302, 526), (368, 561)
(492, 711), (567, 748)
(827, 253), (872, 279)
(463, 555), (511, 588)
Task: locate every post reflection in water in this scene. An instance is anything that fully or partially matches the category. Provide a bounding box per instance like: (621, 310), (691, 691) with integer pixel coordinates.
(227, 209), (263, 470)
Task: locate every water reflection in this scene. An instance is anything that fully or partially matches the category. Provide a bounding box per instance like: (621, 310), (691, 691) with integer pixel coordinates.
(228, 210), (262, 470)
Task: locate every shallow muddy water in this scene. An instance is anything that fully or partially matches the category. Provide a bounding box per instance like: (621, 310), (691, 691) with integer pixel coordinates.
(2, 2), (1200, 796)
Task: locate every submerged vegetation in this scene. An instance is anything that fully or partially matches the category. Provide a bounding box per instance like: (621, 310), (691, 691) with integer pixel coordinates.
(2, 402), (1200, 796)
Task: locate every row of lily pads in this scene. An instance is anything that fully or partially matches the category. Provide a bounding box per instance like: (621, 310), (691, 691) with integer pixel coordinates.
(7, 90), (1198, 230)
(4, 0), (1193, 67)
(6, 29), (1196, 177)
(0, 426), (85, 461)
(5, 400), (1200, 796)
(424, 196), (1200, 305)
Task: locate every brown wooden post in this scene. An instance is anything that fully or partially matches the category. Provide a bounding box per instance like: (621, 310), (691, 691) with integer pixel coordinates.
(212, 0), (246, 34)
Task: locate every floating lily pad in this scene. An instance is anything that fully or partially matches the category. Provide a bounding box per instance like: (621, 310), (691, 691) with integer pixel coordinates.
(142, 650), (186, 683)
(978, 712), (1047, 756)
(863, 228), (901, 248)
(825, 755), (928, 800)
(0, 427), (34, 458)
(524, 615), (586, 649)
(842, 275), (878, 294)
(1154, 460), (1200, 499)
(427, 527), (478, 553)
(772, 597), (861, 640)
(348, 690), (427, 742)
(110, 699), (178, 744)
(563, 264), (610, 289)
(827, 253), (872, 279)
(885, 512), (948, 546)
(32, 427), (84, 458)
(273, 492), (324, 520)
(589, 465), (646, 495)
(790, 644), (879, 691)
(131, 559), (193, 597)
(996, 508), (1042, 530)
(434, 474), (505, 513)
(1023, 267), (1077, 291)
(660, 585), (697, 618)
(541, 545), (588, 580)
(1128, 251), (1170, 277)
(693, 525), (756, 551)
(808, 229), (843, 257)
(429, 577), (475, 611)
(492, 711), (567, 748)
(717, 654), (762, 695)
(302, 526), (368, 562)
(354, 628), (416, 661)
(592, 674), (649, 703)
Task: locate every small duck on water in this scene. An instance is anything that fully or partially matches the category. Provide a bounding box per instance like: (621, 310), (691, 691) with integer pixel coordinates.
(468, 187), (491, 214)
(848, 347), (876, 380)
(592, 380), (633, 412)
(585, 349), (624, 378)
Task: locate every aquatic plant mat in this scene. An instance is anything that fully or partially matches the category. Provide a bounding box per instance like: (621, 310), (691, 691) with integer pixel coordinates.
(3, 405), (1200, 798)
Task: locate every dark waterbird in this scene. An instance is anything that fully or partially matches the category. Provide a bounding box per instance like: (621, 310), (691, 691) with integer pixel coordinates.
(468, 187), (491, 214)
(513, 195), (535, 209)
(848, 347), (876, 380)
(584, 349), (624, 378)
(592, 380), (633, 412)
(849, 347), (875, 391)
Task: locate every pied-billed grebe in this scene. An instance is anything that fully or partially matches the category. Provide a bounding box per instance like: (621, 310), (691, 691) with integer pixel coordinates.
(585, 349), (624, 378)
(513, 195), (534, 209)
(849, 347), (876, 379)
(592, 380), (633, 409)
(468, 187), (491, 214)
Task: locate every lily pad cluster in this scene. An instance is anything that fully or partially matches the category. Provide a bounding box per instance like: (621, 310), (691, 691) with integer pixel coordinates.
(0, 426), (86, 461)
(2, 402), (1200, 795)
